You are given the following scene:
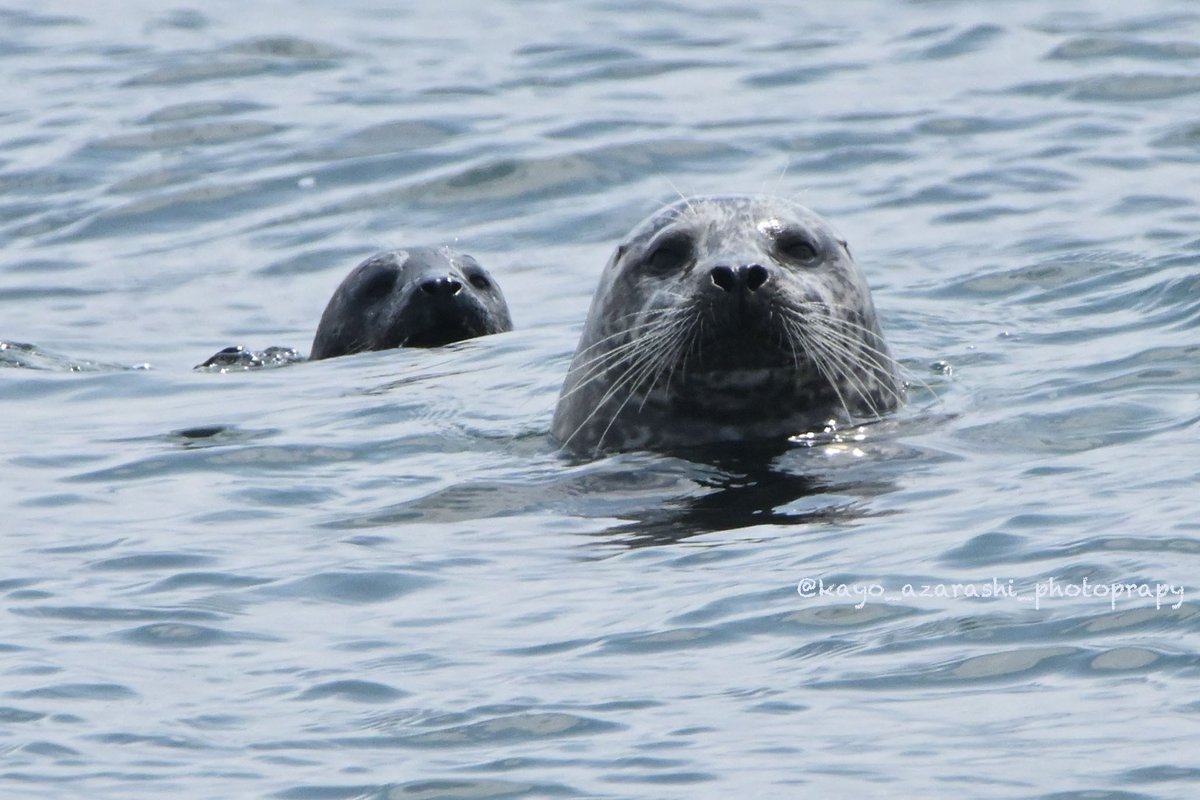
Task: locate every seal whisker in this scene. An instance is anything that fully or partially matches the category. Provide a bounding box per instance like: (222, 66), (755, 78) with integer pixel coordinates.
(661, 177), (696, 218)
(565, 329), (666, 378)
(781, 314), (859, 422)
(563, 324), (683, 382)
(791, 315), (908, 412)
(614, 310), (696, 399)
(563, 340), (672, 451)
(790, 303), (909, 379)
(795, 314), (895, 377)
(559, 312), (693, 401)
(790, 317), (895, 419)
(779, 304), (905, 384)
(557, 310), (696, 448)
(822, 333), (901, 418)
(599, 320), (693, 449)
(802, 313), (939, 402)
(636, 312), (698, 412)
(567, 307), (690, 363)
(773, 296), (903, 419)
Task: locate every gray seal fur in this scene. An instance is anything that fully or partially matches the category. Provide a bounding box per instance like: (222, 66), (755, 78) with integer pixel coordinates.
(310, 246), (512, 360)
(552, 195), (903, 454)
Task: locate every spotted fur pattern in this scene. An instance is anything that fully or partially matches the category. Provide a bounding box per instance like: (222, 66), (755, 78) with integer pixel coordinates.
(552, 196), (903, 455)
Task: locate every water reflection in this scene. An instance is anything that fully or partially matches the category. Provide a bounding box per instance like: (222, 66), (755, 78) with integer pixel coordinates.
(324, 435), (907, 548)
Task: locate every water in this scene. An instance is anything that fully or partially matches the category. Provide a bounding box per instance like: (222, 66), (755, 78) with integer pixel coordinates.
(2, 0), (1199, 797)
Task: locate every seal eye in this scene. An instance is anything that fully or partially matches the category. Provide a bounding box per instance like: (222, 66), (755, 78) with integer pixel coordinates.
(644, 233), (693, 275)
(457, 255), (492, 291)
(358, 267), (398, 301)
(776, 231), (819, 264)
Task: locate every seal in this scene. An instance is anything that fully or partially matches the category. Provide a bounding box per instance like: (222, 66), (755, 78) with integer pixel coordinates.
(310, 246), (513, 360)
(552, 195), (903, 454)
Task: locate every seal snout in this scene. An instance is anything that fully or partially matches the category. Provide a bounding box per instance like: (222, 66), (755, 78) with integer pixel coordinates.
(709, 263), (770, 293)
(419, 275), (464, 298)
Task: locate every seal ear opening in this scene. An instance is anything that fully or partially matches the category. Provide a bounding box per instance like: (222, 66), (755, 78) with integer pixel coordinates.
(838, 239), (851, 257)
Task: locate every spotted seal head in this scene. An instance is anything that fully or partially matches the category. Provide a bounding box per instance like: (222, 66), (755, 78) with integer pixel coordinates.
(552, 195), (904, 454)
(310, 247), (513, 360)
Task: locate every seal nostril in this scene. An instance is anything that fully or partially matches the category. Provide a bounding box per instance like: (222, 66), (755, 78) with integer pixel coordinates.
(420, 276), (463, 297)
(744, 264), (768, 291)
(710, 265), (736, 292)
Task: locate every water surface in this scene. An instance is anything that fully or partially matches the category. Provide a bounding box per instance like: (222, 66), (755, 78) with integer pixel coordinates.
(2, 0), (1199, 797)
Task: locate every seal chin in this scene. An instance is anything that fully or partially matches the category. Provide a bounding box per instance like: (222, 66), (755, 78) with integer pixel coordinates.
(395, 299), (494, 348)
(682, 332), (796, 372)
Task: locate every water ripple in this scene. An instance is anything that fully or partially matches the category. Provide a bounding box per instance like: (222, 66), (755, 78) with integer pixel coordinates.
(3, 1), (1199, 797)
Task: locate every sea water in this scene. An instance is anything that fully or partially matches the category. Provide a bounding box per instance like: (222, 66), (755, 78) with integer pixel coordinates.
(2, 1), (1199, 797)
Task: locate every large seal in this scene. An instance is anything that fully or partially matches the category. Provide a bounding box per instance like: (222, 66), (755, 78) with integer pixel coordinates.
(310, 246), (513, 360)
(552, 195), (904, 454)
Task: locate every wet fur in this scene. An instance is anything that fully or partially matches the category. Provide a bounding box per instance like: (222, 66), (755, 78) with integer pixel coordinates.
(310, 247), (512, 360)
(553, 195), (904, 454)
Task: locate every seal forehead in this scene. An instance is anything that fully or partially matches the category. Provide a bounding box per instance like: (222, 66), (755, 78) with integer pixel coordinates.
(630, 195), (833, 247)
(402, 246), (454, 272)
(434, 244), (474, 271)
(369, 249), (409, 269)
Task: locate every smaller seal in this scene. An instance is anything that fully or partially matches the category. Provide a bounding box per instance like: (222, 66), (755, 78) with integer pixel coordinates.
(310, 247), (513, 360)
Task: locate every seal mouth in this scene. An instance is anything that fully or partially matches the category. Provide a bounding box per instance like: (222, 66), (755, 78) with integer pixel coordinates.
(688, 338), (796, 373)
(684, 314), (801, 372)
(400, 300), (491, 348)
